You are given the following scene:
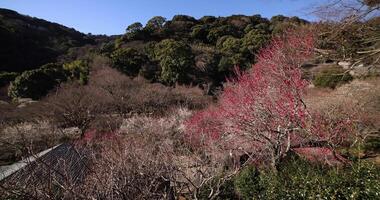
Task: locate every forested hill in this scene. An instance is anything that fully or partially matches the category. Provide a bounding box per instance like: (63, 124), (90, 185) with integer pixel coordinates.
(0, 8), (95, 72)
(101, 14), (309, 89)
(0, 9), (312, 99)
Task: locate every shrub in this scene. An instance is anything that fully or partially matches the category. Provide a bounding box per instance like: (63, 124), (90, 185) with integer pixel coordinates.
(63, 59), (89, 84)
(8, 63), (66, 100)
(0, 71), (18, 87)
(313, 67), (353, 88)
(259, 159), (380, 199)
(234, 165), (262, 199)
(89, 67), (211, 116)
(45, 83), (112, 135)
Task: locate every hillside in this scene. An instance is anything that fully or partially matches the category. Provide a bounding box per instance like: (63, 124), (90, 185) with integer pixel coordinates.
(0, 8), (95, 72)
(1, 1), (380, 198)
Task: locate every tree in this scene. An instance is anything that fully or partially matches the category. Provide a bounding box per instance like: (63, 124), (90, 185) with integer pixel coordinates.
(146, 16), (166, 30)
(216, 36), (251, 71)
(110, 48), (147, 76)
(154, 39), (194, 85)
(241, 29), (270, 55)
(126, 22), (143, 33)
(185, 28), (343, 170)
(125, 22), (148, 40)
(191, 25), (209, 42)
(207, 25), (238, 44)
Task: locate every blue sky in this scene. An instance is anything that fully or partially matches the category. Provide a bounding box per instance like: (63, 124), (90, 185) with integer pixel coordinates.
(0, 0), (326, 35)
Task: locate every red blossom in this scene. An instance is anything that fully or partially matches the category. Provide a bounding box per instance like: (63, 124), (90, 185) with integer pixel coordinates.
(185, 28), (354, 168)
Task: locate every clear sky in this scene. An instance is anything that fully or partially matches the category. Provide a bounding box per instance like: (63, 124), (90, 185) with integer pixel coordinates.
(0, 0), (326, 35)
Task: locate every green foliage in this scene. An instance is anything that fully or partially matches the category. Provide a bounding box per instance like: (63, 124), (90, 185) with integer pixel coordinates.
(154, 39), (194, 84)
(126, 22), (143, 33)
(218, 56), (235, 73)
(199, 16), (217, 24)
(258, 159), (380, 200)
(207, 25), (238, 44)
(216, 36), (251, 72)
(191, 25), (209, 42)
(63, 59), (89, 84)
(201, 159), (380, 200)
(234, 165), (262, 199)
(244, 24), (255, 33)
(0, 71), (18, 87)
(110, 48), (147, 76)
(313, 67), (353, 88)
(99, 41), (115, 57)
(146, 16), (166, 30)
(219, 36), (241, 54)
(125, 22), (149, 41)
(241, 29), (270, 54)
(8, 63), (66, 99)
(143, 41), (158, 61)
(171, 15), (197, 23)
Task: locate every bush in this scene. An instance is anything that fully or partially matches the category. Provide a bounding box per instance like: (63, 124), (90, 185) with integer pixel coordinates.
(258, 159), (380, 200)
(63, 59), (89, 84)
(313, 67), (353, 88)
(8, 63), (67, 99)
(234, 165), (262, 199)
(89, 67), (211, 116)
(45, 83), (111, 135)
(0, 72), (18, 87)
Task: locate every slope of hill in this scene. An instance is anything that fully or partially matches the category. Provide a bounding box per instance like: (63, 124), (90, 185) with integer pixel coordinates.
(0, 8), (95, 72)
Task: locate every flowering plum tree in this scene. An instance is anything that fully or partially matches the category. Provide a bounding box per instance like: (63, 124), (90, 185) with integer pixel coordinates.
(185, 28), (354, 170)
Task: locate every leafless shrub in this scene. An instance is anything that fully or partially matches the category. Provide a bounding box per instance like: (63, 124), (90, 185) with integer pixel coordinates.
(45, 83), (112, 136)
(305, 78), (380, 156)
(0, 121), (78, 165)
(89, 66), (211, 116)
(0, 108), (232, 199)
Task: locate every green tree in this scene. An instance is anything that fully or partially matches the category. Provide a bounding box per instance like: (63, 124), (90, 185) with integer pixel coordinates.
(146, 16), (166, 30)
(216, 36), (250, 71)
(8, 63), (66, 99)
(241, 29), (270, 54)
(219, 36), (241, 55)
(154, 39), (194, 85)
(207, 25), (237, 43)
(110, 48), (147, 76)
(125, 22), (148, 40)
(191, 25), (209, 42)
(126, 22), (143, 33)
